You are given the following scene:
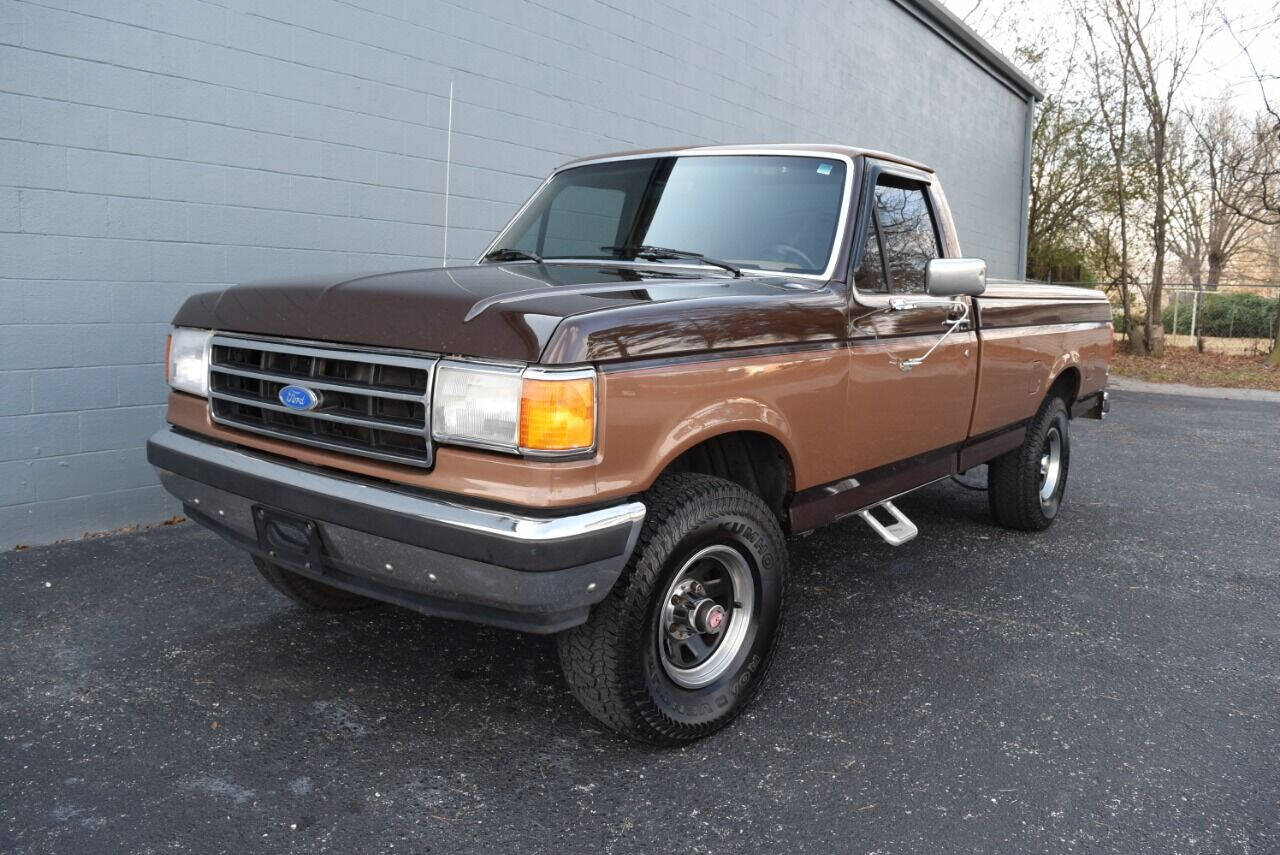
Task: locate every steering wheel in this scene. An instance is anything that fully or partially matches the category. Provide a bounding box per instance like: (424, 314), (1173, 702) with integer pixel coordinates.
(769, 244), (817, 271)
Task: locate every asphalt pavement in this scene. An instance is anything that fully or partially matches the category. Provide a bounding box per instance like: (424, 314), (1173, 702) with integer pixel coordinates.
(3, 389), (1278, 854)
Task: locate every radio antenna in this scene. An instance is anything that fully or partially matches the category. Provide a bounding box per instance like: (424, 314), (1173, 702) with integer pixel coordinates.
(442, 79), (454, 267)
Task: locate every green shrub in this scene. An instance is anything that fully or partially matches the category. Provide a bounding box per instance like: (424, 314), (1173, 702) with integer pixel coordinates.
(1162, 292), (1279, 338)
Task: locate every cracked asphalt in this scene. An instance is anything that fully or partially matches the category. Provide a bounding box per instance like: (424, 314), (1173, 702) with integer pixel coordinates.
(3, 389), (1278, 854)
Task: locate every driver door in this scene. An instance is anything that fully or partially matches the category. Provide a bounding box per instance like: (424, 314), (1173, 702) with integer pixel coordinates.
(844, 164), (977, 480)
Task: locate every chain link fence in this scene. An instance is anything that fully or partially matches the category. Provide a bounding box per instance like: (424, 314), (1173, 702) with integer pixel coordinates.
(1160, 285), (1280, 355)
(1067, 282), (1280, 355)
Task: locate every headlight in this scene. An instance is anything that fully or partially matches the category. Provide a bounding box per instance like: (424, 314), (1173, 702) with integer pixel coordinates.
(166, 327), (212, 397)
(432, 362), (523, 450)
(432, 361), (596, 455)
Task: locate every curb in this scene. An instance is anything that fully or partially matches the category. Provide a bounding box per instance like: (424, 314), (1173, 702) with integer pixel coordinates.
(1108, 375), (1280, 402)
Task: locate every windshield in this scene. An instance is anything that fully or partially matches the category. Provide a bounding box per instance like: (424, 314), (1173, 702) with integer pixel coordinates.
(488, 154), (849, 276)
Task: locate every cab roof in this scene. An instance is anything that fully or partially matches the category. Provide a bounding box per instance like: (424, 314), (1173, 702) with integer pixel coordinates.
(558, 144), (934, 174)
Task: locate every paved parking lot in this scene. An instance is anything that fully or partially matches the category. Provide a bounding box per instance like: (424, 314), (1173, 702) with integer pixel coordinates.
(3, 389), (1278, 854)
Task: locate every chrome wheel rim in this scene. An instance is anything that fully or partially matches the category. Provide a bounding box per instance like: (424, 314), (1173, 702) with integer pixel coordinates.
(658, 544), (755, 689)
(1039, 426), (1063, 505)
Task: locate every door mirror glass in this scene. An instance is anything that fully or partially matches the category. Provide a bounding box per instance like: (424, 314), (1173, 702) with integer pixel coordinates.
(925, 258), (986, 297)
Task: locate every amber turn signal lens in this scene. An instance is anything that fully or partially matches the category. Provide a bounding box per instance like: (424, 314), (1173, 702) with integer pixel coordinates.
(518, 377), (595, 451)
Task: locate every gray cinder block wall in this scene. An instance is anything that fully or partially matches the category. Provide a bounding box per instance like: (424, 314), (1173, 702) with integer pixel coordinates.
(0, 0), (1038, 547)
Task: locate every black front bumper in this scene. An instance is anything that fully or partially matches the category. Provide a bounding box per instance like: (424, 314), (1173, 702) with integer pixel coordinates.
(147, 428), (645, 633)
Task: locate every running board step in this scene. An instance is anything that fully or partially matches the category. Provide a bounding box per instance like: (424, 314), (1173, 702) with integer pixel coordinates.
(858, 500), (918, 546)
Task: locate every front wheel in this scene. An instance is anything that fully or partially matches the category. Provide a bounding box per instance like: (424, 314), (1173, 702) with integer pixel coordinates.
(557, 473), (787, 745)
(987, 395), (1071, 531)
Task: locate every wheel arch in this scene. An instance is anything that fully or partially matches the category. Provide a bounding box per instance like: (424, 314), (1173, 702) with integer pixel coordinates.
(650, 425), (797, 527)
(1047, 362), (1082, 408)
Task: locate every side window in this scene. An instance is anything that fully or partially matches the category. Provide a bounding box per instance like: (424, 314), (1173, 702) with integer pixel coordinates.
(540, 185), (626, 257)
(855, 176), (941, 294)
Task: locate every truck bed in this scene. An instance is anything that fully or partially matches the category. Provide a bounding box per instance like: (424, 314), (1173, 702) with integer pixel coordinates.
(970, 281), (1112, 439)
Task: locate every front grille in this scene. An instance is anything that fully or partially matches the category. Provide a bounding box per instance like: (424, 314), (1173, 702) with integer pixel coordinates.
(208, 335), (437, 468)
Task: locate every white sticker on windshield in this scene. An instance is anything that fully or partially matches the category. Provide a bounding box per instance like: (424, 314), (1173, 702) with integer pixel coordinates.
(816, 163), (833, 175)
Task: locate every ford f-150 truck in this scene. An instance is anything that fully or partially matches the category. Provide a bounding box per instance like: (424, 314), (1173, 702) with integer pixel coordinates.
(148, 144), (1112, 744)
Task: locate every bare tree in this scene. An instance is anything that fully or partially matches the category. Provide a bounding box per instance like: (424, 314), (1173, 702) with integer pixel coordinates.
(1168, 123), (1210, 285)
(1026, 95), (1100, 281)
(1101, 0), (1215, 355)
(1079, 2), (1144, 345)
(1219, 9), (1280, 362)
(1220, 11), (1280, 226)
(958, 0), (1023, 41)
(1020, 40), (1112, 284)
(969, 0), (1276, 361)
(959, 7), (1107, 287)
(1168, 105), (1263, 288)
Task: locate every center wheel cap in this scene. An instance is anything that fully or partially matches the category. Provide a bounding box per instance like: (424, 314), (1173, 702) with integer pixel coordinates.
(696, 600), (727, 634)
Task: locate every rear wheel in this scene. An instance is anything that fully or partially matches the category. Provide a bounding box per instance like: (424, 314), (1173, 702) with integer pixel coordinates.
(987, 395), (1071, 531)
(252, 557), (379, 612)
(557, 473), (787, 745)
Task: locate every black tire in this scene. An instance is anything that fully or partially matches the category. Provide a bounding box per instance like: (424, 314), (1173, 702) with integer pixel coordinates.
(557, 473), (787, 745)
(988, 395), (1071, 531)
(252, 557), (379, 612)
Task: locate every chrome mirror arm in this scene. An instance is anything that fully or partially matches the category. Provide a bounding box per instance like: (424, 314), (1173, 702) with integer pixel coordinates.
(896, 299), (971, 372)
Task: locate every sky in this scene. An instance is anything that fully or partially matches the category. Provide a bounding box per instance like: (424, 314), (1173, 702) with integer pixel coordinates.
(939, 0), (1279, 116)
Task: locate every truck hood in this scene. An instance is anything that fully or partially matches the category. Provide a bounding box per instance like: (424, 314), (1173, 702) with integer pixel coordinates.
(172, 262), (846, 364)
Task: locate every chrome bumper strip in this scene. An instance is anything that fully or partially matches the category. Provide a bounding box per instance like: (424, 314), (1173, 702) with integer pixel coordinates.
(148, 428), (645, 547)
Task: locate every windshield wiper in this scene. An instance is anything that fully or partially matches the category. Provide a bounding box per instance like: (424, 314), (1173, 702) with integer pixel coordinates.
(482, 247), (543, 263)
(601, 244), (742, 278)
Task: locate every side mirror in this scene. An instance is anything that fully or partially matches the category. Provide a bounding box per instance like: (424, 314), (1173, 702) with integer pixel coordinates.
(925, 258), (986, 298)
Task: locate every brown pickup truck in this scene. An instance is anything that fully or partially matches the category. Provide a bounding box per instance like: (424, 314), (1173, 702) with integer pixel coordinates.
(148, 144), (1111, 744)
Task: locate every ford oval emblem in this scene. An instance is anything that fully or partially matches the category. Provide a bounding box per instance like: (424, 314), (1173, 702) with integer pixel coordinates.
(279, 385), (320, 411)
